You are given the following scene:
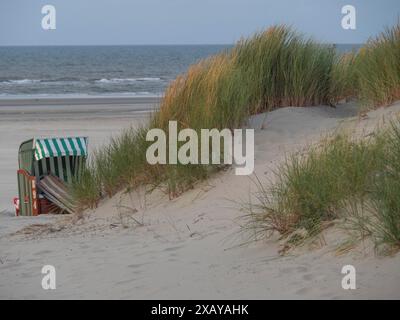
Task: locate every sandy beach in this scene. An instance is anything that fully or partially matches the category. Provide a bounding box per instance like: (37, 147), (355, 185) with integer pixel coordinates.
(1, 99), (399, 299)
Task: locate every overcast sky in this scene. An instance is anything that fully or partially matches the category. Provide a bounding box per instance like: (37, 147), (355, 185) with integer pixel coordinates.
(0, 0), (399, 45)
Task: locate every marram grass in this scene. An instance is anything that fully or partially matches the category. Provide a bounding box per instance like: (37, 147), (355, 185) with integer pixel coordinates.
(156, 25), (346, 133)
(72, 23), (400, 222)
(243, 119), (400, 254)
(355, 22), (400, 108)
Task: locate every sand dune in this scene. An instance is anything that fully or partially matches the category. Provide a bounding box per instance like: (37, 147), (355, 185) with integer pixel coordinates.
(1, 100), (400, 299)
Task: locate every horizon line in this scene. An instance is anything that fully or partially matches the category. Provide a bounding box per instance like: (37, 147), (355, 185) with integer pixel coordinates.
(0, 42), (365, 47)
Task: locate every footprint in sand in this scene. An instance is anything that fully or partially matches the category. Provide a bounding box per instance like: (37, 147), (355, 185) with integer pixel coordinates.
(295, 286), (317, 295)
(127, 263), (148, 269)
(116, 278), (137, 285)
(164, 245), (184, 252)
(280, 265), (308, 275)
(131, 269), (143, 275)
(34, 250), (53, 256)
(302, 273), (327, 282)
(296, 266), (309, 273)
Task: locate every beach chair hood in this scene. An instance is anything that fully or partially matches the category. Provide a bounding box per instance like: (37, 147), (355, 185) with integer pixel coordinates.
(34, 137), (88, 160)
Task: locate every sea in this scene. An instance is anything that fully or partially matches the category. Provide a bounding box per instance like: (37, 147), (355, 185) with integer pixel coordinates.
(0, 44), (362, 99)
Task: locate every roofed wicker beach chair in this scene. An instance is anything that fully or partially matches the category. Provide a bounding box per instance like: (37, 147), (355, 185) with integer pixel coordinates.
(16, 137), (88, 216)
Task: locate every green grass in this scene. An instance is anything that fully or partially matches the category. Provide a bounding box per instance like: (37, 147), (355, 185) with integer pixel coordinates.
(367, 121), (400, 251)
(71, 126), (148, 206)
(73, 25), (349, 207)
(244, 120), (400, 254)
(355, 22), (400, 108)
(70, 164), (101, 210)
(156, 25), (345, 131)
(72, 21), (400, 239)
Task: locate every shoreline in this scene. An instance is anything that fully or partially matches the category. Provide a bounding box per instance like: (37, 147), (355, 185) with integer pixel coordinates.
(0, 95), (161, 107)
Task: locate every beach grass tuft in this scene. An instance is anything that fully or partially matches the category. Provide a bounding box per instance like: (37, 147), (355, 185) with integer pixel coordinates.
(355, 22), (400, 108)
(244, 119), (400, 253)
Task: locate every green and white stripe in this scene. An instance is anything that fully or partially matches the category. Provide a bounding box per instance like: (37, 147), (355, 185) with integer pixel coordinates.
(34, 137), (88, 160)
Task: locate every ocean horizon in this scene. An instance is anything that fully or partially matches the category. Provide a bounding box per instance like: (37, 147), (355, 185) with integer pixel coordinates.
(0, 44), (362, 99)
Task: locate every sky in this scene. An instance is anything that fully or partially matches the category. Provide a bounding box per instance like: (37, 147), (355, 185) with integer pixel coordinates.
(0, 0), (399, 45)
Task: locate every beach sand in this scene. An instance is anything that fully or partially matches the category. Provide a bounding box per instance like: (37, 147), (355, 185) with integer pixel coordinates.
(0, 99), (400, 299)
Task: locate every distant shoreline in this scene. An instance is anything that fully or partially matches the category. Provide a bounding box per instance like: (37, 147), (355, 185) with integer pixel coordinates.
(0, 95), (161, 107)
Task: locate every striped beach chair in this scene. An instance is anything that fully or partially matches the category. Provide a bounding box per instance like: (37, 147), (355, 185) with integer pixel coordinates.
(16, 137), (88, 216)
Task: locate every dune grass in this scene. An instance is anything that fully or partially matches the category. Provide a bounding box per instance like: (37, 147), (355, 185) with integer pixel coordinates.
(72, 25), (350, 207)
(72, 22), (399, 221)
(156, 25), (345, 132)
(71, 126), (152, 208)
(366, 121), (400, 250)
(71, 165), (101, 209)
(244, 120), (400, 253)
(355, 22), (400, 108)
